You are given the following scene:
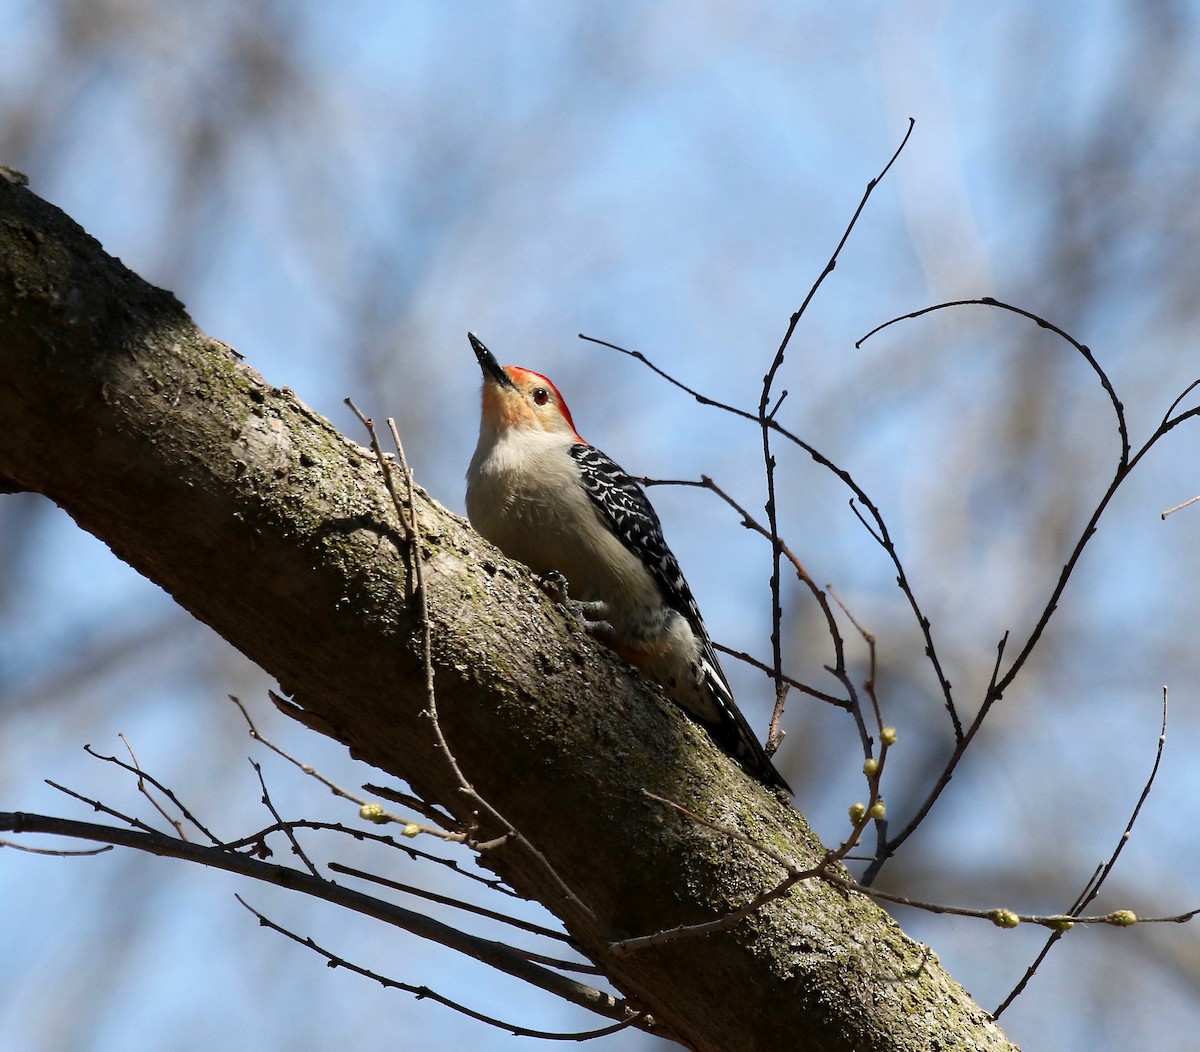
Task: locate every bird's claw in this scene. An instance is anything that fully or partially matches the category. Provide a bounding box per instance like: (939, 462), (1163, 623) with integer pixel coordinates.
(539, 570), (570, 605)
(539, 571), (617, 646)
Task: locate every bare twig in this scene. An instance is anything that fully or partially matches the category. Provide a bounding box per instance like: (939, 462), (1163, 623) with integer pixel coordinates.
(992, 687), (1173, 1017)
(858, 296), (1130, 466)
(757, 118), (916, 743)
(83, 740), (220, 844)
(0, 839), (112, 857)
(118, 734), (187, 840)
(711, 641), (851, 710)
(249, 758), (320, 877)
(1161, 494), (1200, 520)
(1076, 687), (1169, 904)
(236, 896), (648, 1041)
(327, 862), (579, 949)
(230, 695), (465, 844)
(825, 586), (881, 735)
(826, 584), (893, 859)
(844, 496), (962, 744)
(45, 779), (159, 835)
(1159, 378), (1200, 426)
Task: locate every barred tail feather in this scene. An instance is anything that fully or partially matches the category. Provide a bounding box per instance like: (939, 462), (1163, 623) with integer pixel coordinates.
(699, 659), (791, 794)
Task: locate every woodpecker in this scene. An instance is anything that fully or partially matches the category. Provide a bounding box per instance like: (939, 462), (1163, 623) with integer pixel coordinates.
(465, 332), (790, 793)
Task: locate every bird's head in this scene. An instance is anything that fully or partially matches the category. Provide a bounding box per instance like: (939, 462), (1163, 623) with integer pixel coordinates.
(468, 332), (581, 439)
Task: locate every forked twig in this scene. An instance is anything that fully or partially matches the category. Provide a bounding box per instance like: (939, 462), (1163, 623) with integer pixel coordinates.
(248, 757), (320, 877)
(992, 687), (1173, 1017)
(757, 118), (916, 738)
(230, 695), (465, 843)
(83, 740), (219, 844)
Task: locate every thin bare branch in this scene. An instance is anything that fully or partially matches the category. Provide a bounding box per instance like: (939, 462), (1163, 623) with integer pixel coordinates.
(826, 584), (892, 859)
(0, 839), (113, 857)
(1161, 494), (1200, 520)
(327, 861), (581, 950)
(993, 686), (1174, 1018)
(826, 586), (880, 730)
(83, 741), (220, 844)
(857, 297), (1130, 467)
(766, 115), (917, 391)
(712, 641), (851, 710)
(845, 496), (962, 743)
(236, 896), (648, 1041)
(249, 758), (320, 877)
(231, 695), (465, 844)
(757, 118), (916, 740)
(117, 734), (188, 840)
(45, 779), (160, 835)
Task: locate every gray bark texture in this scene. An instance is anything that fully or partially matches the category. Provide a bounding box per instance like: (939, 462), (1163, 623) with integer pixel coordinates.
(0, 177), (1017, 1052)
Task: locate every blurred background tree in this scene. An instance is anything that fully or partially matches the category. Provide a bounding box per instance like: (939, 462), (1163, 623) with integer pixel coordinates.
(1, 3), (1197, 1050)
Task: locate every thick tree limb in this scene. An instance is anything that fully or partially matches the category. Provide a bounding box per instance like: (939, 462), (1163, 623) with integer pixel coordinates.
(0, 179), (1016, 1052)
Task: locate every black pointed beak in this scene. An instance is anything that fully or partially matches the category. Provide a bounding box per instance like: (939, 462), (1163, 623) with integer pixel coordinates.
(468, 332), (517, 389)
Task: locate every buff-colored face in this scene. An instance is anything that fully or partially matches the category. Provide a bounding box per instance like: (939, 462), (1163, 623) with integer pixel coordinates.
(482, 365), (579, 437)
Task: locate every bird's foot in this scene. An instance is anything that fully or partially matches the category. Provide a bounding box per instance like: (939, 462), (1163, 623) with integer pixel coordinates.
(539, 571), (617, 647)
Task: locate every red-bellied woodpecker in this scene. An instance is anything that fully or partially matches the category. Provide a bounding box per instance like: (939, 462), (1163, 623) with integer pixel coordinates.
(465, 332), (790, 793)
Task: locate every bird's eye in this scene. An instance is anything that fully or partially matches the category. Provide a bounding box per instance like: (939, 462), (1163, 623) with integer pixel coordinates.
(531, 388), (550, 406)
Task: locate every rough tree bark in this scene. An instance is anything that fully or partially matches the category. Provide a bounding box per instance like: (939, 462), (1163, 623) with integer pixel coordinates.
(0, 176), (1017, 1052)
